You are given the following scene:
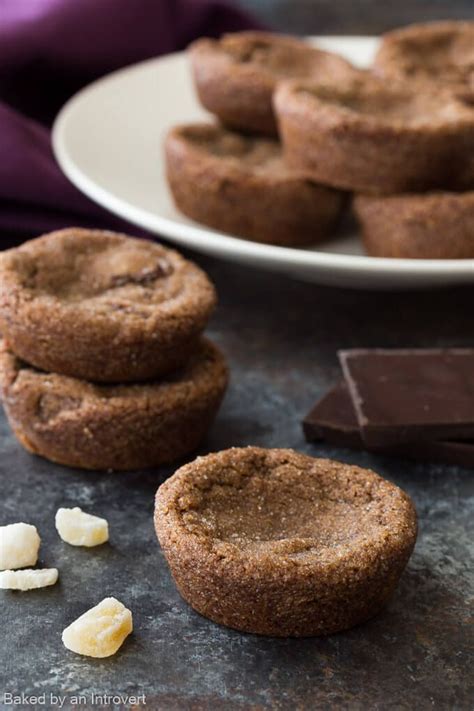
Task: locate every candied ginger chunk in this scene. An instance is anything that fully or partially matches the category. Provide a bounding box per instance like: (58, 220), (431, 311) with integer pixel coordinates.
(0, 568), (58, 590)
(62, 597), (132, 658)
(0, 523), (41, 570)
(55, 507), (109, 547)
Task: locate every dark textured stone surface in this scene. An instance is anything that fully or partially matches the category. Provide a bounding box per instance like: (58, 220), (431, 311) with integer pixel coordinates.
(237, 0), (474, 35)
(1, 255), (473, 710)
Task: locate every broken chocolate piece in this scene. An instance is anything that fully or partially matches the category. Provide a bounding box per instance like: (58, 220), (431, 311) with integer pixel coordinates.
(303, 381), (474, 468)
(339, 349), (474, 448)
(303, 383), (361, 449)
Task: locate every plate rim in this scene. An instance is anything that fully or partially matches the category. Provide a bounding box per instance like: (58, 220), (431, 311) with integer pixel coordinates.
(51, 40), (474, 282)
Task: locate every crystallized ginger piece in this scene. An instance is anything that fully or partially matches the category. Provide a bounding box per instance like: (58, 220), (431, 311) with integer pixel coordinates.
(55, 507), (109, 547)
(62, 597), (133, 658)
(0, 568), (58, 590)
(0, 523), (41, 570)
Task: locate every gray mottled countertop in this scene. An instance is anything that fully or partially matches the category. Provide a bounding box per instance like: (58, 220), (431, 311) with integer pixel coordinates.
(1, 255), (473, 710)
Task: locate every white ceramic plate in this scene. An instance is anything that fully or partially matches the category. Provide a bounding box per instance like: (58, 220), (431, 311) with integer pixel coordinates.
(52, 37), (474, 290)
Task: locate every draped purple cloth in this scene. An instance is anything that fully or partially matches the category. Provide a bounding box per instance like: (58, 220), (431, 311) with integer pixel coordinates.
(0, 0), (260, 243)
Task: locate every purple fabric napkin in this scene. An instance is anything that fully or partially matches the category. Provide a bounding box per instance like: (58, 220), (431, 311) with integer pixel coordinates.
(0, 0), (260, 244)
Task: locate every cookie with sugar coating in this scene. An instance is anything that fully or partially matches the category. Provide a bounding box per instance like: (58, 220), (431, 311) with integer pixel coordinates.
(190, 31), (356, 136)
(166, 123), (344, 247)
(0, 228), (216, 382)
(0, 338), (228, 471)
(155, 447), (417, 637)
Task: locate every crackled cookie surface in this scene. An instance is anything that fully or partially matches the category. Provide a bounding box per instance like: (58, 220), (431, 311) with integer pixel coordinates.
(354, 191), (474, 259)
(374, 21), (474, 90)
(166, 123), (343, 246)
(0, 229), (216, 382)
(155, 447), (417, 637)
(0, 338), (228, 471)
(190, 31), (355, 136)
(275, 74), (474, 193)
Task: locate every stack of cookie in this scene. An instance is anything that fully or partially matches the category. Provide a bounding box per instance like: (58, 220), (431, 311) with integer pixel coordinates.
(165, 32), (353, 247)
(166, 23), (474, 259)
(354, 21), (474, 259)
(0, 228), (228, 471)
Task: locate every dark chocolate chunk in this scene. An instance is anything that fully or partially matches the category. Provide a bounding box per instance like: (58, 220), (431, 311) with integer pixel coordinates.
(303, 383), (361, 448)
(110, 259), (172, 288)
(339, 349), (474, 447)
(303, 381), (474, 469)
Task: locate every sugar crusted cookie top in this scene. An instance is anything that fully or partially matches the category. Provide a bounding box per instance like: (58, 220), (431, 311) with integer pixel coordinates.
(157, 447), (417, 565)
(375, 21), (474, 87)
(286, 74), (474, 129)
(192, 31), (353, 81)
(0, 228), (214, 316)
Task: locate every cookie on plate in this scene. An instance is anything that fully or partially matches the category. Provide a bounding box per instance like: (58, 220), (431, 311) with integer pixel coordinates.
(166, 123), (344, 247)
(354, 190), (474, 259)
(190, 31), (355, 136)
(0, 338), (228, 471)
(0, 229), (216, 382)
(374, 21), (474, 90)
(275, 74), (474, 193)
(155, 447), (417, 636)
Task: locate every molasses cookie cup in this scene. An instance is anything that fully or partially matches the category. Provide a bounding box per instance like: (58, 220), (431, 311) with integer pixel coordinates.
(0, 229), (216, 382)
(0, 339), (228, 471)
(166, 123), (344, 247)
(155, 447), (417, 637)
(274, 77), (474, 194)
(354, 191), (474, 259)
(374, 21), (474, 91)
(190, 31), (355, 137)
